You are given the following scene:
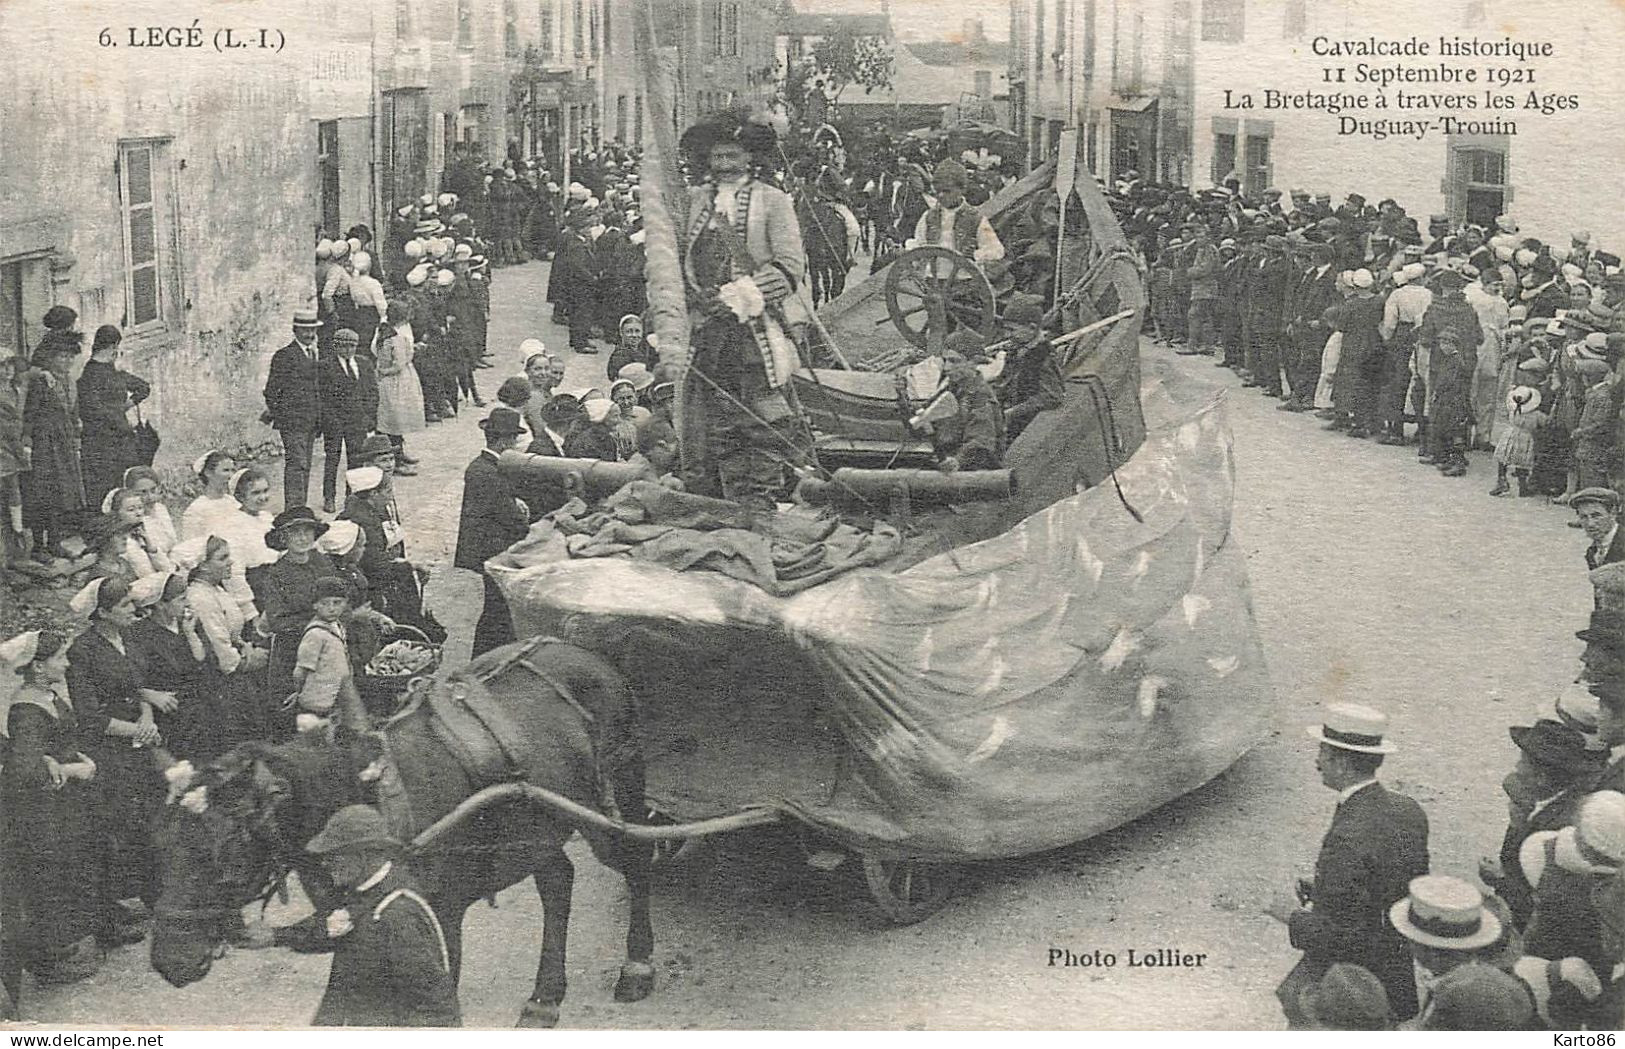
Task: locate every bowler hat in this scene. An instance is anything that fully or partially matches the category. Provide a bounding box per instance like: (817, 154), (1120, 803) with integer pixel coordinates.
(306, 804), (399, 855)
(265, 505), (330, 551)
(478, 406), (527, 437)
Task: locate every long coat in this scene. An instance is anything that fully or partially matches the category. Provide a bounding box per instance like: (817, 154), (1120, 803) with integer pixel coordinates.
(1325, 294), (1386, 415)
(453, 450), (528, 573)
(21, 369), (84, 528)
(77, 359), (148, 511)
(1282, 781), (1430, 1021)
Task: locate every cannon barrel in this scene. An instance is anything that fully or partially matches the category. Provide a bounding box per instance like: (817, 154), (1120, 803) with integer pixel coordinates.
(497, 451), (655, 498)
(798, 467), (1015, 508)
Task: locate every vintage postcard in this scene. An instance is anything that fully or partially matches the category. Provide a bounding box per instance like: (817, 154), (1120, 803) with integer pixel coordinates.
(0, 0), (1622, 1034)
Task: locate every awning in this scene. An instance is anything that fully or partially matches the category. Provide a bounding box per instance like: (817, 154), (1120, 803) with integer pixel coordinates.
(1107, 95), (1158, 113)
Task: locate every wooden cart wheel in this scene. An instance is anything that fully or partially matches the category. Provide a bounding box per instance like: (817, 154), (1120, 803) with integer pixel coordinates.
(859, 855), (958, 925)
(884, 246), (997, 351)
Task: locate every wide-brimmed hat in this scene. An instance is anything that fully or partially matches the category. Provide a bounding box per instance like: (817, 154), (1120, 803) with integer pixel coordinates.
(307, 804), (399, 855)
(478, 406), (527, 437)
(265, 506), (330, 551)
(413, 219), (446, 237)
(1509, 720), (1606, 776)
(1390, 875), (1502, 950)
(617, 362), (655, 391)
(1555, 682), (1604, 740)
(1297, 963), (1392, 1031)
(1506, 386), (1542, 415)
(1569, 790), (1625, 867)
(292, 307), (322, 329)
(1306, 703), (1396, 754)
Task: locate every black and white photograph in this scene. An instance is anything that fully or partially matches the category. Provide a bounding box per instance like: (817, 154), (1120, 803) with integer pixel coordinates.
(0, 0), (1623, 1033)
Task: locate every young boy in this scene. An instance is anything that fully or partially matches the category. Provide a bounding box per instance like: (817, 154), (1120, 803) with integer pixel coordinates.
(293, 576), (352, 730)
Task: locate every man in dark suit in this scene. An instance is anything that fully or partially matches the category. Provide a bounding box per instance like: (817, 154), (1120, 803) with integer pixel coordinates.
(263, 307), (326, 510)
(1270, 704), (1430, 1026)
(454, 407), (530, 657)
(1244, 235), (1293, 397)
(318, 328), (377, 515)
(1575, 488), (1625, 571)
(1282, 243), (1339, 413)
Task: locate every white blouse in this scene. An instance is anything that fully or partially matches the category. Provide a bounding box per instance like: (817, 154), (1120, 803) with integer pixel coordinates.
(144, 504), (178, 556)
(212, 507), (277, 615)
(182, 494), (240, 540)
(187, 579), (247, 674)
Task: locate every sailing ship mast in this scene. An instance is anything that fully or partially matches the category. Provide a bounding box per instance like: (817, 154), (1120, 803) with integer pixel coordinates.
(634, 0), (699, 470)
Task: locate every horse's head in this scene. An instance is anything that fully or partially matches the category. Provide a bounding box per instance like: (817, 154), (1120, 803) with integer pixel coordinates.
(149, 731), (390, 987)
(149, 750), (291, 987)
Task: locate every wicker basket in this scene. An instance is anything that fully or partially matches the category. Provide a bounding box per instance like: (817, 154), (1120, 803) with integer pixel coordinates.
(359, 624), (441, 717)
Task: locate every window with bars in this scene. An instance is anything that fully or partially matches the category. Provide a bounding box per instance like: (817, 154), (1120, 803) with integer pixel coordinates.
(603, 1), (612, 54)
(118, 140), (171, 332)
(573, 0), (585, 55)
(396, 0), (414, 38)
(1201, 0), (1244, 43)
(318, 121), (341, 236)
(711, 2), (724, 56)
(589, 2), (599, 55)
(504, 0), (520, 55)
(540, 1), (554, 54)
(457, 0), (473, 50)
(725, 3), (739, 57)
(634, 94), (644, 143)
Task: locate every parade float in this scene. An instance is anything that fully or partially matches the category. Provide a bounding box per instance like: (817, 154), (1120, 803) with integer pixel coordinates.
(484, 3), (1275, 923)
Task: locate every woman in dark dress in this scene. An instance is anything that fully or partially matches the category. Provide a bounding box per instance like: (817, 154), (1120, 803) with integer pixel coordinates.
(21, 342), (84, 560)
(260, 507), (336, 735)
(126, 572), (217, 761)
(1, 630), (101, 988)
(180, 535), (269, 749)
(77, 325), (150, 513)
(63, 575), (166, 946)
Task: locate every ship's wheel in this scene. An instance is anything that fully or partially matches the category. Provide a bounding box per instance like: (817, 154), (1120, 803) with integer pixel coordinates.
(883, 246), (998, 352)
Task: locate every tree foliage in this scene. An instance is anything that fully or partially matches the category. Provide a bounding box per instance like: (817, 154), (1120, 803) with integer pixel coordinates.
(810, 27), (896, 106)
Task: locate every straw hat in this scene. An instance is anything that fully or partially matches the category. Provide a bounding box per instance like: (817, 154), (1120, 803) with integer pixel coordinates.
(1389, 875), (1502, 950)
(1306, 703), (1396, 754)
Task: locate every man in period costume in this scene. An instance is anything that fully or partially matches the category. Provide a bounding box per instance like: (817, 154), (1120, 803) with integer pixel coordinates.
(1269, 703), (1430, 1026)
(677, 107), (809, 510)
(909, 159), (1005, 271)
(454, 407), (530, 657)
(262, 307), (326, 511)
